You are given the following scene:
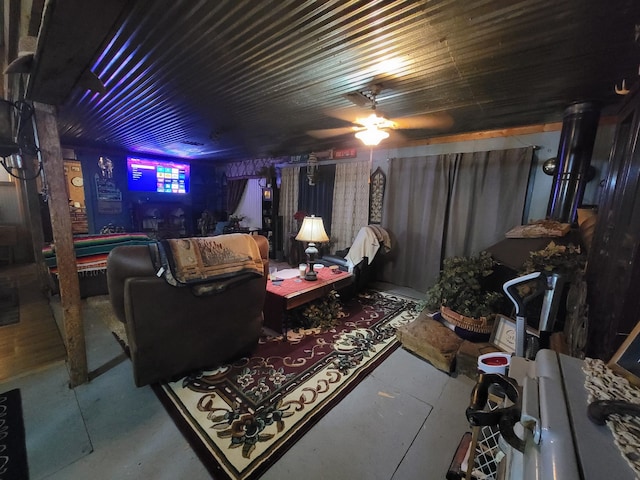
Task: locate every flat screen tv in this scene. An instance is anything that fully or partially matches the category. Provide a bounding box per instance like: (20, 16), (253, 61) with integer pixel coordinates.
(127, 157), (190, 194)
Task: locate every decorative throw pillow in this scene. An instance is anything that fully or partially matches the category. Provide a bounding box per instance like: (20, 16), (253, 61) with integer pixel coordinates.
(396, 309), (464, 373)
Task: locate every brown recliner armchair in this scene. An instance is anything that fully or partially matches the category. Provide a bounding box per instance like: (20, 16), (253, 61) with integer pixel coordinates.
(319, 225), (391, 295)
(107, 234), (269, 387)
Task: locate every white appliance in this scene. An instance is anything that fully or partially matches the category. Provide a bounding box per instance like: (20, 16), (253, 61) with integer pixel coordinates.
(466, 350), (636, 479)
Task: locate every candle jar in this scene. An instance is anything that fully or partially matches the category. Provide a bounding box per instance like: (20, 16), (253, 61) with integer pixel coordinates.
(477, 352), (511, 375)
(269, 266), (278, 281)
(298, 263), (307, 278)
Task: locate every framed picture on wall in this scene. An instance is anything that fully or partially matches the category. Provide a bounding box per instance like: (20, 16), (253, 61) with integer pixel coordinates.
(489, 314), (539, 355)
(608, 320), (640, 388)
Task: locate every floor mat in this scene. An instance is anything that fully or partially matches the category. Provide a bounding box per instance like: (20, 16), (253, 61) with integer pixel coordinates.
(0, 388), (29, 479)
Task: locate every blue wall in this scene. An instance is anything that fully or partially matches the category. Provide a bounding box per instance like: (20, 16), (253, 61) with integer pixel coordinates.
(75, 151), (193, 233)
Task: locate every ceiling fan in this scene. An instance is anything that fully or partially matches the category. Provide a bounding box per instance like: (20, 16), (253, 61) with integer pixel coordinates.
(307, 84), (454, 146)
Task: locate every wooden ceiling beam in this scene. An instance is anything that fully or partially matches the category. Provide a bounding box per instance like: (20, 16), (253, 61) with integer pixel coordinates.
(398, 116), (619, 148)
(27, 0), (130, 105)
(3, 0), (20, 63)
(2, 0), (21, 98)
(27, 0), (46, 36)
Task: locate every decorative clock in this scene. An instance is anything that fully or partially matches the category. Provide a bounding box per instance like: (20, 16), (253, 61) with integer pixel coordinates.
(71, 176), (84, 187)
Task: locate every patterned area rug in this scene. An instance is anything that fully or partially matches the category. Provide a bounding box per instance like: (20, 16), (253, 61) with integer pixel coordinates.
(152, 291), (420, 480)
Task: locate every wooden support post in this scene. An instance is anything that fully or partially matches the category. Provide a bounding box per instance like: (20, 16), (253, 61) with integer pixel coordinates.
(33, 101), (88, 387)
(12, 148), (51, 287)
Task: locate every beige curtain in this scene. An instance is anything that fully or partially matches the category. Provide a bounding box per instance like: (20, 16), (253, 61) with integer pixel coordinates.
(278, 166), (300, 261)
(382, 146), (533, 292)
(330, 161), (370, 253)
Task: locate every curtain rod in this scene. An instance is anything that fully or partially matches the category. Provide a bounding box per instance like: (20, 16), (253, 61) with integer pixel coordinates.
(275, 157), (368, 169)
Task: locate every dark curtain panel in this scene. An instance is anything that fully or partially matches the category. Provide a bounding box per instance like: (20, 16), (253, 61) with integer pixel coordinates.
(444, 148), (534, 259)
(382, 147), (533, 292)
(227, 179), (248, 215)
(298, 164), (336, 235)
(382, 154), (453, 292)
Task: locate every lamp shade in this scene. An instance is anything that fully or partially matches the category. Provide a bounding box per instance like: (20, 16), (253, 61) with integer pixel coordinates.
(295, 215), (329, 243)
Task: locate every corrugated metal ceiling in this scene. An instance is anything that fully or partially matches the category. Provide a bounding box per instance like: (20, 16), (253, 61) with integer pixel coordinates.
(52, 0), (640, 160)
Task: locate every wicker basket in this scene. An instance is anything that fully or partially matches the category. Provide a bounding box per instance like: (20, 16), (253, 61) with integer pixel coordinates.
(440, 305), (495, 335)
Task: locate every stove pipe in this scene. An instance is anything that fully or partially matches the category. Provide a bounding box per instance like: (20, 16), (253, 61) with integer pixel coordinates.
(547, 102), (600, 223)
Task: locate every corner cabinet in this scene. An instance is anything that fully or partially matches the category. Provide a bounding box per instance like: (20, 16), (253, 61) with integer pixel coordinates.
(133, 202), (190, 239)
(587, 85), (640, 359)
(261, 185), (282, 259)
(262, 187), (274, 231)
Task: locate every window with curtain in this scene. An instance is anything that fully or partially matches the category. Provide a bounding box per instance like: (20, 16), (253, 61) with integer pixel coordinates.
(330, 161), (370, 252)
(232, 178), (262, 229)
(227, 178), (248, 218)
(297, 164), (336, 236)
(381, 146), (533, 292)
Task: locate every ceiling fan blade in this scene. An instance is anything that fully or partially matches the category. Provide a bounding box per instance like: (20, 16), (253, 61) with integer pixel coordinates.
(307, 126), (355, 139)
(387, 129), (407, 142)
(394, 112), (454, 130)
(324, 107), (372, 124)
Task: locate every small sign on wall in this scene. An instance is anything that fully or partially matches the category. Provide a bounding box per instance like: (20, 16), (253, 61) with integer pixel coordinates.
(94, 173), (123, 214)
(332, 148), (357, 159)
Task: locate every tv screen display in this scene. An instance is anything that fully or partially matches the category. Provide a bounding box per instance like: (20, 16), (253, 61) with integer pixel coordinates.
(127, 157), (190, 194)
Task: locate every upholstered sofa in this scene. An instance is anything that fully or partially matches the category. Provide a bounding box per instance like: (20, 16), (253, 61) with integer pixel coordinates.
(107, 234), (269, 387)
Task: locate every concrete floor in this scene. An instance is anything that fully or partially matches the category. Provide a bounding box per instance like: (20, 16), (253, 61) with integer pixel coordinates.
(0, 282), (475, 480)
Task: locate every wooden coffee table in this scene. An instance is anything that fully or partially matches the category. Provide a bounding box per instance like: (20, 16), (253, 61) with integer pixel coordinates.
(263, 267), (354, 333)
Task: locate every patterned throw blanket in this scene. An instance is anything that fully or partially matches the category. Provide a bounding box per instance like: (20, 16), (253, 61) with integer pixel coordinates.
(43, 232), (154, 275)
(159, 234), (263, 287)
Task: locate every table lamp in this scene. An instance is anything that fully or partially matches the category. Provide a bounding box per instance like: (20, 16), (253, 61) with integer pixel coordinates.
(295, 215), (329, 281)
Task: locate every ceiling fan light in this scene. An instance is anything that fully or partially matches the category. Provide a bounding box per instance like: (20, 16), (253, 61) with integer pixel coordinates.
(355, 127), (389, 146)
(356, 113), (395, 130)
(358, 113), (381, 128)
